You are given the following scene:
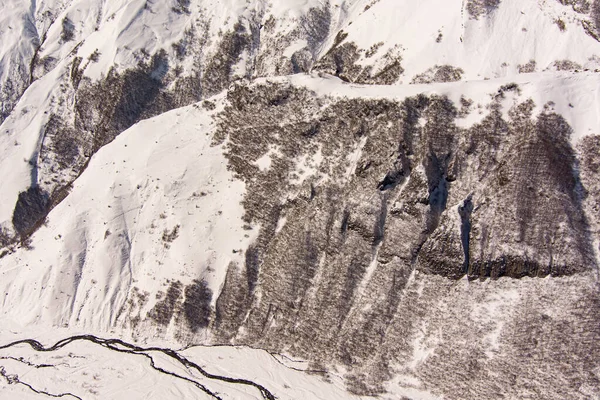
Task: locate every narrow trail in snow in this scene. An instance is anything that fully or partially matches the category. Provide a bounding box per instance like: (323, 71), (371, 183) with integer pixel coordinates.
(0, 335), (277, 400)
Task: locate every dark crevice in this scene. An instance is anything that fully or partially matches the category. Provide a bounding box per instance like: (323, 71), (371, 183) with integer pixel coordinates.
(341, 209), (350, 235)
(245, 245), (261, 294)
(377, 169), (404, 191)
(377, 151), (411, 192)
(424, 151), (451, 234)
(458, 194), (474, 274)
(373, 195), (388, 246)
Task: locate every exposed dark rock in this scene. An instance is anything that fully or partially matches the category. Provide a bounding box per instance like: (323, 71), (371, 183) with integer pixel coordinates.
(458, 195), (474, 272)
(12, 187), (49, 238)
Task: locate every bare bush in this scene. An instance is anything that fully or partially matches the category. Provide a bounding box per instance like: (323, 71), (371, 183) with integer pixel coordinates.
(466, 0), (502, 19)
(553, 59), (583, 71)
(162, 225), (180, 244)
(88, 49), (101, 63)
(517, 60), (537, 73)
(0, 226), (11, 247)
(412, 65), (464, 84)
(593, 0), (600, 30)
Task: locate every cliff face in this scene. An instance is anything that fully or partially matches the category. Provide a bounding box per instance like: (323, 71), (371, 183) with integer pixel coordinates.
(206, 80), (600, 397)
(1, 0), (600, 399)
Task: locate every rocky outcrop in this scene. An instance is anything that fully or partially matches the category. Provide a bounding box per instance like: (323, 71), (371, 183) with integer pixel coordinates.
(194, 80), (600, 397)
(12, 187), (49, 237)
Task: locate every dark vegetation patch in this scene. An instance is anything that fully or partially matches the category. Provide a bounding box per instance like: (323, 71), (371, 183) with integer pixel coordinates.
(466, 0), (502, 19)
(183, 279), (212, 332)
(60, 17), (75, 42)
(88, 49), (101, 63)
(556, 0), (600, 40)
(411, 65), (464, 84)
(0, 227), (11, 248)
(75, 50), (173, 152)
(112, 78), (599, 397)
(172, 0), (191, 14)
(313, 42), (403, 84)
(557, 0), (591, 13)
(9, 17), (260, 243)
(201, 22), (251, 97)
(517, 60), (537, 73)
(578, 135), (600, 235)
(148, 281), (183, 326)
(552, 59), (583, 71)
(162, 225), (180, 246)
(301, 5), (332, 62)
(211, 82), (595, 356)
(40, 114), (82, 170)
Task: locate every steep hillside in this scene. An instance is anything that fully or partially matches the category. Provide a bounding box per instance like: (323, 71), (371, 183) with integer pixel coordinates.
(1, 0), (600, 399)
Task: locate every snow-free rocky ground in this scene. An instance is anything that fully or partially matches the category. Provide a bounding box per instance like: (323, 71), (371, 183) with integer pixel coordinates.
(1, 0), (600, 399)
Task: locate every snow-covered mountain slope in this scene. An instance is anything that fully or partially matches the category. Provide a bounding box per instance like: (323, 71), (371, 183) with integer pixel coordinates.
(1, 0), (600, 399)
(2, 0), (600, 239)
(2, 71), (600, 399)
(0, 333), (371, 400)
(0, 98), (258, 332)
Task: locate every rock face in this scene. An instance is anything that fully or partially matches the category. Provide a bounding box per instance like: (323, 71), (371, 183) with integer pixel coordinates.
(12, 186), (48, 237)
(200, 81), (600, 397)
(1, 1), (600, 399)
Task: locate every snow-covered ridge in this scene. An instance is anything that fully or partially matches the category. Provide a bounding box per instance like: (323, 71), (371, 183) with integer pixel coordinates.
(1, 0), (599, 237)
(1, 70), (599, 397)
(0, 98), (258, 333)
